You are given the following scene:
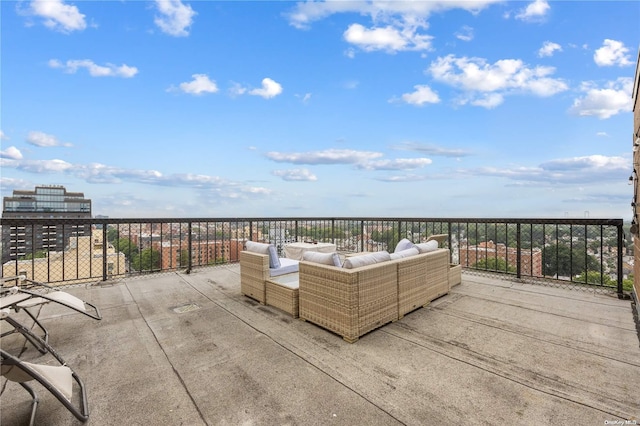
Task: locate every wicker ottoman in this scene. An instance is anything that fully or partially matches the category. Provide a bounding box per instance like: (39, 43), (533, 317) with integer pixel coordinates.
(265, 273), (300, 318)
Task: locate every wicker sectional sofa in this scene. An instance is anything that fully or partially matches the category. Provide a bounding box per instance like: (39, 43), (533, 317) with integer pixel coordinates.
(298, 248), (451, 342)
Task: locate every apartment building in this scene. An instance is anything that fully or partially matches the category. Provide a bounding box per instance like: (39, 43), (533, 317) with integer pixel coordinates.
(460, 240), (543, 277)
(1, 185), (92, 263)
(159, 239), (243, 270)
(2, 231), (126, 284)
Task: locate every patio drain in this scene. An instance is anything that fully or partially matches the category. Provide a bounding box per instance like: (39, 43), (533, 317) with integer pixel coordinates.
(172, 303), (200, 314)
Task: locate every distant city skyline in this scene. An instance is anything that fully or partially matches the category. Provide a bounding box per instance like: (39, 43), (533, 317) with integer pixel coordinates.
(1, 1), (638, 219)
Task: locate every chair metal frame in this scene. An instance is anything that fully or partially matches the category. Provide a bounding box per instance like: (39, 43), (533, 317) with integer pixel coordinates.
(0, 281), (101, 353)
(1, 317), (89, 424)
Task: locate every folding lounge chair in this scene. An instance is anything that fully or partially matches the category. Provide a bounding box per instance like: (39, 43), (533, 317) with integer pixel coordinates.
(0, 284), (101, 352)
(1, 327), (89, 424)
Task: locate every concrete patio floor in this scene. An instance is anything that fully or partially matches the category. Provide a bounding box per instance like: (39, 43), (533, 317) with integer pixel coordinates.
(1, 265), (639, 425)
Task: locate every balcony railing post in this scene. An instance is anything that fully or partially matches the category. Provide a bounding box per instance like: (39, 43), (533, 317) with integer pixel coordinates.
(332, 219), (335, 245)
(617, 222), (624, 298)
(447, 221), (452, 263)
(102, 224), (107, 281)
(360, 220), (364, 253)
(187, 221), (192, 274)
(516, 222), (522, 279)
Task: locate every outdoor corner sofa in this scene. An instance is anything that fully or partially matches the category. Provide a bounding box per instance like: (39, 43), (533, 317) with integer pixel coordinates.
(239, 238), (458, 343)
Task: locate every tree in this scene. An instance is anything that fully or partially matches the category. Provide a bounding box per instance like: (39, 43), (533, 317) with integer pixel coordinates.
(542, 244), (600, 277)
(132, 248), (161, 271)
(107, 228), (119, 243)
(574, 270), (615, 286)
(116, 238), (139, 256)
(178, 249), (189, 267)
(371, 227), (399, 252)
(623, 274), (634, 291)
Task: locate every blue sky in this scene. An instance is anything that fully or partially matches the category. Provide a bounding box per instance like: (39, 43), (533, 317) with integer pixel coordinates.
(1, 0), (638, 219)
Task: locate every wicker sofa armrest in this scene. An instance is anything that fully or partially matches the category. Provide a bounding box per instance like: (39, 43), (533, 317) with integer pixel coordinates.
(240, 251), (270, 304)
(423, 248), (450, 302)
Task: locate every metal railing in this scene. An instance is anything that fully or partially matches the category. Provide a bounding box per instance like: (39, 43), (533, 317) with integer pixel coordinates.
(0, 217), (629, 298)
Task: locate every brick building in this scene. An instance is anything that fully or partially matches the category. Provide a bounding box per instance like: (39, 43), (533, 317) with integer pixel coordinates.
(158, 239), (243, 270)
(460, 240), (543, 277)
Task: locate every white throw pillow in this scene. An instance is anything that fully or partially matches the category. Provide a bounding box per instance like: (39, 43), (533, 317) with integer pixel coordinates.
(415, 240), (438, 253)
(390, 247), (419, 260)
(394, 238), (415, 253)
(343, 251), (391, 269)
(303, 251), (342, 267)
(245, 241), (281, 269)
(268, 245), (281, 269)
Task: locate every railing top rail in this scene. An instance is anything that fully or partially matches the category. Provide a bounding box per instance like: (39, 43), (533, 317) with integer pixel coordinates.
(0, 217), (624, 226)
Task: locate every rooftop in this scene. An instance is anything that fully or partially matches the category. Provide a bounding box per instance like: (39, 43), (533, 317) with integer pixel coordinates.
(1, 265), (639, 425)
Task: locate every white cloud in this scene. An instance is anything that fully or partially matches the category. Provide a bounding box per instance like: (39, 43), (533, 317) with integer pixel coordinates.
(26, 131), (73, 147)
(538, 41), (562, 57)
(287, 1), (501, 54)
(286, 1), (500, 30)
(229, 82), (247, 97)
(272, 169), (318, 181)
(1, 158), (74, 173)
(177, 74), (218, 95)
(398, 84), (440, 106)
(154, 0), (196, 37)
(29, 0), (86, 33)
(468, 154), (628, 184)
(375, 174), (433, 182)
(266, 149), (382, 165)
(455, 25), (474, 42)
(515, 0), (550, 21)
(343, 23), (432, 52)
(295, 93), (312, 104)
(569, 77), (633, 119)
(393, 142), (472, 158)
(0, 146), (23, 160)
(0, 130), (8, 140)
(0, 177), (33, 192)
(593, 39), (632, 67)
(596, 132), (609, 137)
(428, 54), (568, 108)
(49, 59), (138, 78)
(1, 157), (271, 198)
(470, 93), (504, 109)
(356, 158), (432, 171)
(344, 48), (356, 59)
(249, 78), (283, 99)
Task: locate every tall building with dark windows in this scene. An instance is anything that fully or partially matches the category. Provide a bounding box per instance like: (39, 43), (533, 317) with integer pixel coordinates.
(1, 185), (92, 263)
